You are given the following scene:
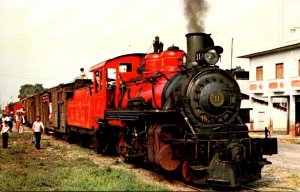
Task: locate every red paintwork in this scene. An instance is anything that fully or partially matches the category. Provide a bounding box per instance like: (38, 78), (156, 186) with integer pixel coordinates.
(5, 106), (10, 115)
(67, 54), (145, 129)
(121, 48), (185, 109)
(147, 124), (180, 171)
(67, 87), (93, 129)
(5, 101), (25, 115)
(144, 53), (161, 72)
(67, 47), (184, 129)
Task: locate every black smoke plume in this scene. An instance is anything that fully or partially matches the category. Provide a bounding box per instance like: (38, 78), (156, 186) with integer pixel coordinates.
(183, 0), (209, 32)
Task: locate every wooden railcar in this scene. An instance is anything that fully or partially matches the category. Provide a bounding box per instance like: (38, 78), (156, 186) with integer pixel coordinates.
(24, 96), (36, 125)
(42, 83), (74, 134)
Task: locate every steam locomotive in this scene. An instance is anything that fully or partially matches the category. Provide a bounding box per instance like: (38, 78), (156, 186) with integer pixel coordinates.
(11, 33), (277, 187)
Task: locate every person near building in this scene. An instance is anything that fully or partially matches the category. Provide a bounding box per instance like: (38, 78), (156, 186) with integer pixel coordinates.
(1, 121), (10, 149)
(32, 116), (45, 149)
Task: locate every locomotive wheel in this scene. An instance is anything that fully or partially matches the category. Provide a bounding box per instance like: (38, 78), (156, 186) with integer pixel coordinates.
(118, 132), (127, 158)
(182, 161), (193, 182)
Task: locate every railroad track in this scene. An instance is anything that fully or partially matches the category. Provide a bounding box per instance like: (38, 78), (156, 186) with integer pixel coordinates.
(125, 162), (204, 191)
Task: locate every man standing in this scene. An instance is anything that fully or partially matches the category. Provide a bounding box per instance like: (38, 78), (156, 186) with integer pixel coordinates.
(153, 36), (164, 53)
(2, 114), (10, 128)
(32, 116), (45, 149)
(1, 121), (10, 149)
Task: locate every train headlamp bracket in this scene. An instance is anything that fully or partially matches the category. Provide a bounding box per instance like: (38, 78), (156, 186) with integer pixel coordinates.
(196, 46), (223, 65)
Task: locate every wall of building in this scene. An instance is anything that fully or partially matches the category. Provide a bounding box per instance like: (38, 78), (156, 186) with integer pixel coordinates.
(247, 46), (300, 136)
(249, 99), (287, 132)
(249, 48), (300, 84)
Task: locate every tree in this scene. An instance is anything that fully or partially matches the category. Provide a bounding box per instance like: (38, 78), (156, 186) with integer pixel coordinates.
(18, 84), (45, 99)
(235, 66), (245, 72)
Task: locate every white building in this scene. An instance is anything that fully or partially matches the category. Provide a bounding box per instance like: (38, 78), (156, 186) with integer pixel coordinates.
(239, 42), (300, 136)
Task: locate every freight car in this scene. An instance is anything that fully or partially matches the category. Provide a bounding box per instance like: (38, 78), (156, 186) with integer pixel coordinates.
(12, 33), (277, 187)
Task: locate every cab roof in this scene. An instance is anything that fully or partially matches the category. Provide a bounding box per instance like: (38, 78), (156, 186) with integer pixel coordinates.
(89, 53), (146, 72)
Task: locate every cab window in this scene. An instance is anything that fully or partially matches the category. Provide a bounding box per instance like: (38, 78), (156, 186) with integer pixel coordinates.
(94, 70), (102, 93)
(119, 63), (132, 73)
(107, 68), (116, 88)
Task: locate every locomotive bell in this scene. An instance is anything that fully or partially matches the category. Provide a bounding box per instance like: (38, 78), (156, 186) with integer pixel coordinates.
(185, 33), (214, 68)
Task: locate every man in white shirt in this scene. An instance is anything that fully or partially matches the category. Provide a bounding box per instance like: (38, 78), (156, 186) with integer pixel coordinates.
(32, 116), (45, 149)
(2, 114), (9, 125)
(1, 121), (10, 149)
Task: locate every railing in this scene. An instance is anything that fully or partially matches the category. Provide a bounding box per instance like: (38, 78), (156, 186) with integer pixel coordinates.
(249, 77), (300, 94)
(267, 79), (285, 92)
(248, 81), (265, 94)
(290, 77), (300, 90)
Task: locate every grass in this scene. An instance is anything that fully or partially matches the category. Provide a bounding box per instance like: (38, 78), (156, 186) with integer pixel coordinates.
(0, 130), (170, 191)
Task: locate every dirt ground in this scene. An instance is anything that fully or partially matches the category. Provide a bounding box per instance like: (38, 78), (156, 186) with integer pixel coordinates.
(250, 142), (300, 191)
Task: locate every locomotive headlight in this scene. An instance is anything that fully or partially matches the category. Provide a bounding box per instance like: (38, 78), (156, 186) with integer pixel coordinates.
(204, 49), (220, 65)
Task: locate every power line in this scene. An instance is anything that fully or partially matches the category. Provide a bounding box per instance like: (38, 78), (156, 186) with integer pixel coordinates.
(0, 74), (68, 81)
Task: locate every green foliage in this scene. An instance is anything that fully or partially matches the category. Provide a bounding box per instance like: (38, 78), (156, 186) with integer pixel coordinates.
(0, 131), (170, 191)
(235, 66), (245, 72)
(18, 83), (45, 99)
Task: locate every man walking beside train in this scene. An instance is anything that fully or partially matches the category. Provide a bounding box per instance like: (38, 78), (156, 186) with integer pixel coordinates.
(1, 121), (10, 149)
(32, 116), (45, 149)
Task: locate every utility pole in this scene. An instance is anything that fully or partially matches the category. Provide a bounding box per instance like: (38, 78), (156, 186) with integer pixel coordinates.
(230, 37), (234, 69)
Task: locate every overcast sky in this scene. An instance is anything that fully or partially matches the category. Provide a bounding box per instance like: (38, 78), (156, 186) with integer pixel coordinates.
(1, 0), (300, 109)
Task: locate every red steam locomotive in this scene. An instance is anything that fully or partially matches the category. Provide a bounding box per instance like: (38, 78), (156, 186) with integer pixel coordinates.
(10, 33), (277, 187)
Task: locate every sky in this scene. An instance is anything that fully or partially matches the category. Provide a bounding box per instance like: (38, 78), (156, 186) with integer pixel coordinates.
(1, 0), (300, 109)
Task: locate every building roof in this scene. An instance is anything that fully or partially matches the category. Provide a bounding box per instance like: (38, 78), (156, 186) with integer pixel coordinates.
(238, 42), (300, 58)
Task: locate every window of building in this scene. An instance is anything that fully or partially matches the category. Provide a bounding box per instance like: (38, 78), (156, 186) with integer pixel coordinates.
(256, 66), (263, 81)
(276, 63), (284, 79)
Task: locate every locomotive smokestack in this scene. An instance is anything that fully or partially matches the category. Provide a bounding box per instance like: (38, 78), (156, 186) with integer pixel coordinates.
(183, 0), (209, 32)
(185, 33), (214, 68)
